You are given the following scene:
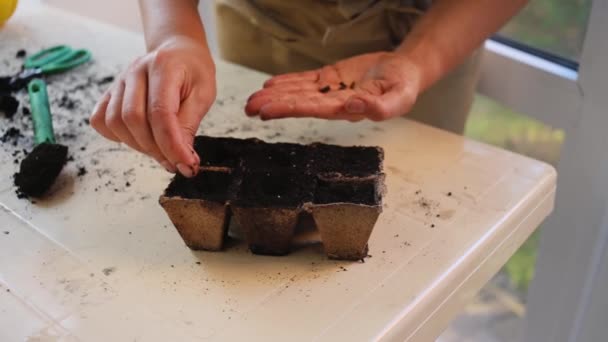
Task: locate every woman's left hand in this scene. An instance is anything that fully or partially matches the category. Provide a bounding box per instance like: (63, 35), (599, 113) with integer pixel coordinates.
(245, 51), (423, 122)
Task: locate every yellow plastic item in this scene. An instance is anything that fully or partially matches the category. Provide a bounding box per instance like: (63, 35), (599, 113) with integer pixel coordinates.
(0, 0), (18, 25)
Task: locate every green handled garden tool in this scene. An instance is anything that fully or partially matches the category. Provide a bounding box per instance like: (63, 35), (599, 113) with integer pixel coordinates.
(14, 79), (68, 197)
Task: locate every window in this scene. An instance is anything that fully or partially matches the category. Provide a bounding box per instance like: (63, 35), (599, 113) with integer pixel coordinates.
(497, 0), (592, 63)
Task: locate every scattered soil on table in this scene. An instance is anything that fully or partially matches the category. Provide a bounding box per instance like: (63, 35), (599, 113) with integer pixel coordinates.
(1, 46), (124, 200)
(102, 267), (116, 276)
(1, 127), (23, 146)
(57, 95), (77, 110)
(77, 166), (87, 177)
(14, 143), (69, 198)
(319, 85), (331, 93)
(96, 76), (115, 86)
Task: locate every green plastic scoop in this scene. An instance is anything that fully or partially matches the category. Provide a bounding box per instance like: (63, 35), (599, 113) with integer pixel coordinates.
(14, 79), (68, 198)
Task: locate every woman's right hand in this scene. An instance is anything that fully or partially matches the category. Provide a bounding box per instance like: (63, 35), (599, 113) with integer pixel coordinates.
(90, 35), (217, 177)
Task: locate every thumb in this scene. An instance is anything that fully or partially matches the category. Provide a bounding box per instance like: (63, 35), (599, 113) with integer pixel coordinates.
(345, 82), (415, 121)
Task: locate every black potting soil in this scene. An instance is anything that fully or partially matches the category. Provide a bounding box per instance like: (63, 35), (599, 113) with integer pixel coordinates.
(165, 169), (235, 202)
(14, 143), (68, 197)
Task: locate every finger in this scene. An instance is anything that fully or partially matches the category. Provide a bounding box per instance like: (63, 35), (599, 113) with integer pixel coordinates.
(121, 66), (169, 167)
(250, 81), (321, 99)
(246, 83), (352, 116)
(105, 80), (145, 152)
(258, 92), (351, 120)
(345, 82), (415, 121)
(263, 69), (320, 87)
(147, 62), (198, 177)
(90, 91), (120, 142)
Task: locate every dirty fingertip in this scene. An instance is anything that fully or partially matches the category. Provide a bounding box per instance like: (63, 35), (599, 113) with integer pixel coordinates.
(161, 160), (176, 173)
(176, 163), (194, 178)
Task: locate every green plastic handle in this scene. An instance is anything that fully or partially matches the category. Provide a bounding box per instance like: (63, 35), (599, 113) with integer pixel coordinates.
(27, 79), (56, 145)
(24, 45), (72, 69)
(24, 45), (92, 74)
(39, 49), (92, 74)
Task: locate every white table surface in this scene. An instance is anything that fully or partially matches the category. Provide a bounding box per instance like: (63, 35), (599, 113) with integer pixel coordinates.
(0, 4), (557, 342)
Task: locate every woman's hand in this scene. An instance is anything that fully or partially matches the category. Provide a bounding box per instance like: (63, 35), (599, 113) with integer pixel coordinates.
(245, 51), (422, 122)
(90, 36), (216, 177)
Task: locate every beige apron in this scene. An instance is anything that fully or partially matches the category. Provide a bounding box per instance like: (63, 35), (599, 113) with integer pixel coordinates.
(214, 0), (481, 134)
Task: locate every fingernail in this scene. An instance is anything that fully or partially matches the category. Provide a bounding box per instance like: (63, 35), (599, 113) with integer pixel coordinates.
(176, 163), (194, 178)
(161, 160), (176, 173)
(191, 163), (200, 176)
(346, 98), (366, 114)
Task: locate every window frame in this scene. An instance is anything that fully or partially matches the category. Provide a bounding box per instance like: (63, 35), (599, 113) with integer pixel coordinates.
(479, 1), (608, 341)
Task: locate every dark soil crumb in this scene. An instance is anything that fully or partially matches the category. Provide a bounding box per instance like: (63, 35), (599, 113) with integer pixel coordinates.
(339, 82), (347, 90)
(0, 94), (19, 119)
(195, 261), (201, 265)
(14, 143), (69, 198)
(125, 181), (131, 187)
(96, 76), (115, 86)
(447, 192), (452, 197)
(418, 198), (431, 208)
(319, 85), (331, 93)
(3, 231), (8, 235)
(58, 95), (77, 110)
(431, 224), (435, 228)
(0, 77), (12, 93)
(1, 127), (23, 146)
(170, 265), (175, 268)
(15, 49), (27, 58)
(436, 214), (440, 218)
(22, 107), (30, 116)
(77, 167), (87, 177)
(83, 118), (90, 125)
(102, 267), (115, 276)
(349, 81), (356, 89)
